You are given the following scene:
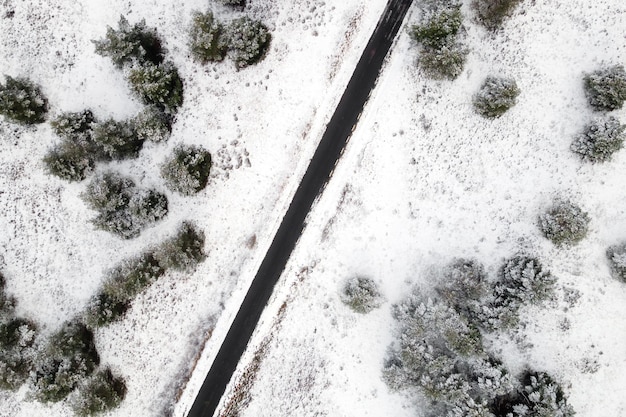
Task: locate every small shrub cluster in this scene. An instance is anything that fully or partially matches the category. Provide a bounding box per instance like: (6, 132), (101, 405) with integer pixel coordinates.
(471, 0), (524, 31)
(606, 242), (626, 282)
(410, 5), (468, 80)
(189, 12), (271, 69)
(0, 273), (38, 391)
(0, 76), (48, 125)
(473, 76), (520, 118)
(538, 200), (590, 246)
(44, 109), (172, 182)
(161, 144), (212, 195)
(571, 116), (625, 163)
(219, 0), (246, 7)
(30, 320), (100, 403)
(81, 172), (168, 239)
(84, 222), (206, 327)
(583, 65), (626, 112)
(340, 276), (383, 314)
(383, 258), (572, 416)
(94, 16), (183, 114)
(70, 368), (127, 417)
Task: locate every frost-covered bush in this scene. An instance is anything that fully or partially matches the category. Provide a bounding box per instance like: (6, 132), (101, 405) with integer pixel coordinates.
(436, 258), (487, 318)
(0, 273), (15, 316)
(103, 252), (165, 303)
(189, 11), (228, 64)
(92, 118), (144, 161)
(570, 116), (625, 163)
(472, 0), (524, 31)
(128, 61), (184, 113)
(83, 292), (130, 329)
(340, 276), (383, 314)
(155, 222), (206, 271)
(133, 106), (172, 143)
(71, 368), (126, 416)
(82, 172), (168, 239)
(493, 371), (575, 417)
(0, 76), (48, 125)
(226, 17), (271, 69)
(30, 321), (99, 403)
(0, 318), (37, 390)
(410, 7), (462, 49)
(419, 44), (467, 80)
(93, 15), (164, 68)
(473, 76), (520, 118)
(161, 144), (212, 195)
(477, 256), (555, 330)
(538, 200), (590, 246)
(583, 65), (626, 112)
(50, 110), (96, 143)
(606, 242), (626, 282)
(219, 0), (246, 7)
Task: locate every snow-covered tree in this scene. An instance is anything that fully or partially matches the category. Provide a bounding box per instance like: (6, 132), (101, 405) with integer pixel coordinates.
(419, 43), (468, 80)
(219, 0), (246, 7)
(154, 221), (206, 271)
(30, 320), (100, 403)
(128, 61), (184, 113)
(71, 368), (126, 416)
(93, 15), (164, 68)
(103, 252), (165, 302)
(436, 258), (487, 319)
(410, 7), (463, 49)
(82, 172), (168, 239)
(133, 106), (172, 143)
(92, 118), (144, 161)
(160, 144), (212, 195)
(44, 142), (95, 182)
(0, 76), (48, 125)
(0, 317), (37, 390)
(340, 276), (384, 313)
(473, 76), (520, 118)
(538, 200), (590, 246)
(606, 242), (626, 282)
(83, 292), (130, 329)
(583, 65), (626, 111)
(471, 0), (524, 31)
(50, 110), (96, 144)
(571, 116), (625, 163)
(189, 11), (228, 64)
(226, 16), (271, 69)
(0, 273), (15, 316)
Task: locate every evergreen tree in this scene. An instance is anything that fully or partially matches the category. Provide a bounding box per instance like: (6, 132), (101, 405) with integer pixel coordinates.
(340, 276), (384, 313)
(189, 11), (228, 64)
(473, 76), (520, 118)
(93, 15), (164, 68)
(226, 17), (271, 69)
(0, 76), (48, 125)
(71, 368), (126, 416)
(538, 200), (590, 246)
(606, 242), (626, 282)
(92, 118), (144, 161)
(471, 0), (524, 31)
(410, 7), (463, 49)
(436, 258), (487, 320)
(583, 65), (626, 111)
(133, 106), (172, 143)
(570, 116), (625, 163)
(128, 61), (184, 113)
(154, 221), (206, 271)
(160, 144), (212, 195)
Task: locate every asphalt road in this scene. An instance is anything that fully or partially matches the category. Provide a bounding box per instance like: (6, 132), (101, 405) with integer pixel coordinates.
(186, 1), (413, 415)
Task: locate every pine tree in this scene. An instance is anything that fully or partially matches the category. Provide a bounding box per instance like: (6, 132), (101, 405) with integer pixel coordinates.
(606, 242), (626, 282)
(133, 106), (172, 143)
(226, 17), (271, 69)
(160, 144), (212, 195)
(189, 11), (228, 64)
(0, 76), (48, 125)
(538, 200), (590, 246)
(583, 65), (626, 111)
(471, 0), (524, 31)
(71, 368), (126, 416)
(154, 222), (206, 271)
(473, 76), (520, 118)
(128, 61), (184, 113)
(570, 116), (625, 163)
(340, 276), (383, 313)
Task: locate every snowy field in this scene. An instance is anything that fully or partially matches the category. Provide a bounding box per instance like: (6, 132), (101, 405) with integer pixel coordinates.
(0, 0), (389, 415)
(217, 1), (626, 417)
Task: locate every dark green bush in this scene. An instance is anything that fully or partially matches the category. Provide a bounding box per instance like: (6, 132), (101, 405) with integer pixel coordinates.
(472, 0), (524, 30)
(71, 368), (126, 416)
(0, 76), (48, 125)
(133, 106), (172, 143)
(219, 0), (245, 7)
(92, 118), (144, 161)
(410, 7), (462, 49)
(226, 17), (271, 69)
(155, 222), (206, 271)
(30, 320), (99, 402)
(50, 110), (96, 144)
(189, 11), (228, 64)
(538, 200), (590, 246)
(103, 252), (165, 302)
(93, 15), (164, 68)
(571, 116), (625, 163)
(43, 142), (96, 182)
(161, 144), (212, 195)
(0, 318), (37, 391)
(473, 76), (520, 118)
(583, 65), (626, 111)
(419, 42), (467, 81)
(82, 172), (168, 239)
(340, 276), (383, 314)
(83, 292), (130, 328)
(128, 61), (184, 113)
(606, 242), (626, 282)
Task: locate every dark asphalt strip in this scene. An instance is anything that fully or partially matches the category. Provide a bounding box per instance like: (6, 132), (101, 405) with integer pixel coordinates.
(186, 1), (412, 415)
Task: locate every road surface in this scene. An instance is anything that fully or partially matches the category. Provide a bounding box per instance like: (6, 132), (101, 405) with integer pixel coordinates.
(186, 0), (413, 415)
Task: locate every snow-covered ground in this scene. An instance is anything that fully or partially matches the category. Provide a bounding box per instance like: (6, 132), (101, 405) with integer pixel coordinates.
(0, 0), (389, 415)
(218, 1), (626, 417)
